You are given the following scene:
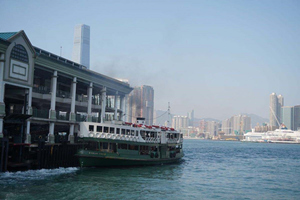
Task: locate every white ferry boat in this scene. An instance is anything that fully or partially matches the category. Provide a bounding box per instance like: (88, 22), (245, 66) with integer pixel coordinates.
(76, 118), (184, 167)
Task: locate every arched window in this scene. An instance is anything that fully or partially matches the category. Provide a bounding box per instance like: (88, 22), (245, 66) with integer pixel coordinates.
(10, 44), (28, 63)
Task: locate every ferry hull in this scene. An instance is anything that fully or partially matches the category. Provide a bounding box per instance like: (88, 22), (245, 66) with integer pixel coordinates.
(78, 156), (182, 167)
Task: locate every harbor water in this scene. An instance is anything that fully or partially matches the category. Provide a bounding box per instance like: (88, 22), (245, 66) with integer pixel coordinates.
(1, 139), (300, 199)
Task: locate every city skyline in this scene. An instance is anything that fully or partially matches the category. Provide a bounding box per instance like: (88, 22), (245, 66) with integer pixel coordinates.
(1, 1), (299, 119)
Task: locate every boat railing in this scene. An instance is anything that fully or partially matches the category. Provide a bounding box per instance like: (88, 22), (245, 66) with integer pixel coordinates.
(145, 137), (160, 143)
(179, 138), (183, 143)
(88, 132), (139, 142)
(167, 138), (179, 143)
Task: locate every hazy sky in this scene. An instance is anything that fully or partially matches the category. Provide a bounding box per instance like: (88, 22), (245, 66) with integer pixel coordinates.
(1, 0), (300, 120)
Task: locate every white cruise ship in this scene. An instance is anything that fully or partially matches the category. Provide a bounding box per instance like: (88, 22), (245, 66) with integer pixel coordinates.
(243, 125), (300, 143)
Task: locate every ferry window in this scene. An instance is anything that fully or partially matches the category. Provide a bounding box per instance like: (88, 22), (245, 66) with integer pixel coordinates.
(97, 126), (102, 132)
(104, 127), (109, 133)
(116, 128), (120, 134)
(121, 129), (125, 135)
(110, 127), (115, 133)
(140, 146), (149, 155)
(136, 131), (139, 136)
(131, 130), (135, 136)
(86, 141), (98, 151)
(141, 131), (146, 138)
(111, 143), (117, 152)
(126, 129), (130, 135)
(118, 143), (127, 149)
(103, 142), (108, 149)
(89, 125), (94, 132)
(128, 145), (138, 150)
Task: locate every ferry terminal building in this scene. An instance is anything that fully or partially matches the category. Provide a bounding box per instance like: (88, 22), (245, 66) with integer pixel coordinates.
(0, 30), (133, 144)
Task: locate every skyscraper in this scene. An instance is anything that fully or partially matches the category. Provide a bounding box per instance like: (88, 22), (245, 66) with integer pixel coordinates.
(187, 110), (194, 126)
(172, 116), (189, 130)
(269, 93), (284, 127)
(277, 94), (284, 124)
(281, 106), (294, 130)
(293, 105), (300, 131)
(127, 85), (154, 125)
(72, 24), (90, 69)
(222, 115), (251, 135)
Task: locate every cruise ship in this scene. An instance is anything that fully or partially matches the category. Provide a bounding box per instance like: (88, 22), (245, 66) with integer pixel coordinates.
(243, 125), (300, 143)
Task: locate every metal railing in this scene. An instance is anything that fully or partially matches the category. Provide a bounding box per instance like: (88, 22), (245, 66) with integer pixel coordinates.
(76, 94), (88, 102)
(167, 138), (179, 143)
(56, 90), (70, 98)
(32, 109), (49, 119)
(33, 86), (50, 94)
(91, 116), (99, 123)
(56, 112), (70, 121)
(76, 114), (86, 122)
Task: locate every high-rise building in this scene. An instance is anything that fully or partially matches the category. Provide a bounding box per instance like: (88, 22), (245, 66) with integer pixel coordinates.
(206, 121), (219, 138)
(281, 106), (294, 130)
(172, 116), (189, 130)
(222, 118), (231, 134)
(269, 93), (284, 127)
(199, 120), (207, 133)
(293, 105), (300, 131)
(277, 94), (284, 124)
(72, 24), (90, 69)
(222, 114), (251, 135)
(127, 85), (154, 125)
(187, 110), (194, 126)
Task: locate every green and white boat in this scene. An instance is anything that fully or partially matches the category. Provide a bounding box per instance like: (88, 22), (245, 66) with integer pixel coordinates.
(76, 118), (184, 167)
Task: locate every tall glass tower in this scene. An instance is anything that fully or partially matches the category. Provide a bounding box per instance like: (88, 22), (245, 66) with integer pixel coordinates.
(72, 24), (90, 69)
(269, 93), (284, 127)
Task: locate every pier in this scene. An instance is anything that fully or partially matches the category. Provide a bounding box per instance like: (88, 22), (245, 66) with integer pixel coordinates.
(0, 31), (132, 172)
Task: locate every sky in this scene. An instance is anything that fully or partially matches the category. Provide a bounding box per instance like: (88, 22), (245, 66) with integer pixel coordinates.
(1, 0), (300, 120)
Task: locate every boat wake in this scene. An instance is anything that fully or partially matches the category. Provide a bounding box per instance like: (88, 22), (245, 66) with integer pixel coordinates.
(0, 167), (79, 183)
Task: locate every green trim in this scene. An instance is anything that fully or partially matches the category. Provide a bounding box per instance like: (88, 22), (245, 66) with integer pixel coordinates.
(27, 107), (32, 115)
(86, 115), (92, 122)
(69, 112), (76, 122)
(49, 110), (56, 120)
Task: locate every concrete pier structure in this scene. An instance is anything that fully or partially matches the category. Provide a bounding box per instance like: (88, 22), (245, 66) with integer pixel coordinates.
(0, 30), (132, 145)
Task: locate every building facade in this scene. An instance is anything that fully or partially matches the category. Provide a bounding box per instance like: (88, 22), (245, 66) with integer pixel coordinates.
(281, 105), (300, 131)
(172, 115), (189, 131)
(269, 93), (284, 127)
(221, 114), (251, 135)
(72, 24), (90, 69)
(294, 105), (300, 131)
(0, 31), (132, 144)
(281, 106), (294, 130)
(127, 85), (154, 125)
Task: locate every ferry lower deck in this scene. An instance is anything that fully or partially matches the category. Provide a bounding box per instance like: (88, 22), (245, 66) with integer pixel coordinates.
(77, 137), (184, 167)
